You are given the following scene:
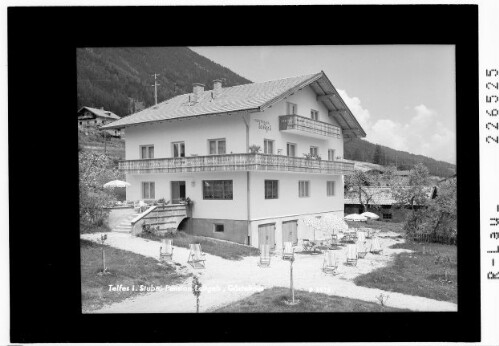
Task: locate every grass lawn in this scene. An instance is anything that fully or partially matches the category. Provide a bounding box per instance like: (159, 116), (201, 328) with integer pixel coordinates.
(80, 239), (186, 312)
(354, 241), (457, 303)
(139, 231), (259, 260)
(214, 287), (406, 312)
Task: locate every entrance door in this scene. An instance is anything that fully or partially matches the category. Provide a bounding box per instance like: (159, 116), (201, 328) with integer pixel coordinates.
(171, 181), (186, 204)
(258, 223), (275, 249)
(282, 220), (298, 245)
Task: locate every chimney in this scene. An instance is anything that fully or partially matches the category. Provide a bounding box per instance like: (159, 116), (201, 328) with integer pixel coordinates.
(213, 79), (222, 98)
(192, 83), (205, 102)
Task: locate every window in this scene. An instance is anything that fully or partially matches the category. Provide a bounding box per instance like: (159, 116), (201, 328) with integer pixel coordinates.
(287, 143), (296, 157)
(208, 139), (226, 155)
(264, 180), (278, 199)
(203, 180), (233, 200)
(310, 146), (318, 157)
(311, 109), (319, 120)
(383, 213), (392, 220)
(172, 142), (185, 158)
(142, 182), (155, 199)
(214, 224), (224, 233)
(327, 181), (335, 196)
(264, 139), (274, 154)
(94, 120), (97, 124)
(328, 149), (335, 161)
(79, 121), (82, 125)
(298, 181), (310, 197)
(140, 145), (154, 159)
(287, 102), (297, 115)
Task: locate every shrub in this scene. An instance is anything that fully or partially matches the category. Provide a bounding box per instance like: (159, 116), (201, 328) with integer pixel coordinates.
(79, 151), (124, 230)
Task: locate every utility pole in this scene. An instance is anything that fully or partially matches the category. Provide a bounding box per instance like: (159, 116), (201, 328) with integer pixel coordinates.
(152, 73), (160, 105)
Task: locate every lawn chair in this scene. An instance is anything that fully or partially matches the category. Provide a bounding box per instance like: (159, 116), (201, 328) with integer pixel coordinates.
(357, 242), (368, 259)
(187, 244), (206, 268)
(258, 244), (271, 267)
(357, 230), (366, 243)
(329, 234), (339, 248)
(346, 244), (358, 266)
(282, 242), (295, 260)
(322, 250), (338, 275)
(159, 239), (174, 262)
(370, 237), (383, 254)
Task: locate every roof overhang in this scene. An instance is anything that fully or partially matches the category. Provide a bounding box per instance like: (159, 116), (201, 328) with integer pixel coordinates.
(260, 71), (366, 139)
(101, 108), (258, 130)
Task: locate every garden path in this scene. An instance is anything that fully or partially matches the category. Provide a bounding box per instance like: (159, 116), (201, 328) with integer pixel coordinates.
(80, 232), (457, 313)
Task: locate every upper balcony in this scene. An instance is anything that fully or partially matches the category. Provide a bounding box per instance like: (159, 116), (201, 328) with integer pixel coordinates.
(120, 153), (354, 175)
(279, 114), (341, 139)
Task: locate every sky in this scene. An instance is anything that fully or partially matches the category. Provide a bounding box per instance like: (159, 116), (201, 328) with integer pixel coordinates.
(191, 46), (456, 164)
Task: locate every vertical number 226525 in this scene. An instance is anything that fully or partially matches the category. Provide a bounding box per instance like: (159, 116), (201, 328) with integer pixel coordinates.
(486, 68), (499, 144)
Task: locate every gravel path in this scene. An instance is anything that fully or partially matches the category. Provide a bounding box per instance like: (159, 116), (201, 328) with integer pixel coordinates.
(81, 232), (457, 313)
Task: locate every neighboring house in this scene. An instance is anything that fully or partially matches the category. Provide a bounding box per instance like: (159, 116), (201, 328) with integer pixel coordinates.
(78, 106), (122, 137)
(102, 72), (366, 248)
(344, 186), (436, 222)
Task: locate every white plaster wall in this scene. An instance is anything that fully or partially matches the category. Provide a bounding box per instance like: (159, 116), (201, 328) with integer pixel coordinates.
(249, 171), (344, 220)
(249, 210), (344, 249)
(125, 171), (248, 220)
(248, 85), (344, 159)
(124, 114), (247, 160)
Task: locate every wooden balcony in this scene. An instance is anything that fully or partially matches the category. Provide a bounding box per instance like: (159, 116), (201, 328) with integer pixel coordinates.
(120, 153), (354, 175)
(279, 114), (341, 138)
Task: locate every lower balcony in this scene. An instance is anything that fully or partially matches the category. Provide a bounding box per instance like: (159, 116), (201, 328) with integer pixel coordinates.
(119, 153), (354, 175)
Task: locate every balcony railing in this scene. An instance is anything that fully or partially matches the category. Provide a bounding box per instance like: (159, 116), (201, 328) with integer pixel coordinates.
(119, 153), (354, 175)
(279, 114), (341, 138)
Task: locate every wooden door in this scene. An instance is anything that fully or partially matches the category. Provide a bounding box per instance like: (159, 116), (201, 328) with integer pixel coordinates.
(258, 223), (275, 249)
(282, 220), (298, 245)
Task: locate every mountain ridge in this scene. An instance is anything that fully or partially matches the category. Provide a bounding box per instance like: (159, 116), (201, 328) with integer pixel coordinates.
(77, 47), (455, 177)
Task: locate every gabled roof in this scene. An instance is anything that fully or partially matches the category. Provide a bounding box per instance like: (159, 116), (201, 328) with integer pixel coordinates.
(101, 71), (366, 138)
(344, 186), (435, 206)
(78, 106), (120, 120)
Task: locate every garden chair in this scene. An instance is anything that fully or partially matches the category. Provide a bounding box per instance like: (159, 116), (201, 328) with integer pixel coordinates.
(328, 234), (339, 248)
(159, 239), (174, 262)
(370, 237), (383, 255)
(357, 230), (366, 243)
(187, 243), (206, 268)
(346, 244), (358, 266)
(282, 241), (295, 260)
(357, 242), (368, 259)
(302, 239), (311, 252)
(322, 250), (338, 275)
(258, 244), (271, 267)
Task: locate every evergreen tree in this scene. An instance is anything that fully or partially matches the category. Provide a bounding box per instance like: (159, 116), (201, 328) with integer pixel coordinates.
(373, 144), (383, 164)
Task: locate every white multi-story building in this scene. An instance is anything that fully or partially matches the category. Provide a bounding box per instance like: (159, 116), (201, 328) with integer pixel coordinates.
(102, 72), (366, 249)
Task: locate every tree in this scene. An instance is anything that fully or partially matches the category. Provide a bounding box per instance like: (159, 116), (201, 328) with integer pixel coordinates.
(393, 163), (432, 236)
(420, 177), (457, 240)
(79, 151), (123, 228)
(345, 170), (379, 213)
(373, 144), (383, 164)
(381, 166), (397, 186)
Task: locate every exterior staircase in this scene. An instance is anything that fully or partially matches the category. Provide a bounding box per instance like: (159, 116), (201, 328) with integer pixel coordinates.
(113, 213), (139, 233)
(131, 204), (191, 236)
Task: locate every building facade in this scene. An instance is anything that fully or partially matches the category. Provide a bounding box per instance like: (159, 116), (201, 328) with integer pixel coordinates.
(102, 72), (366, 248)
